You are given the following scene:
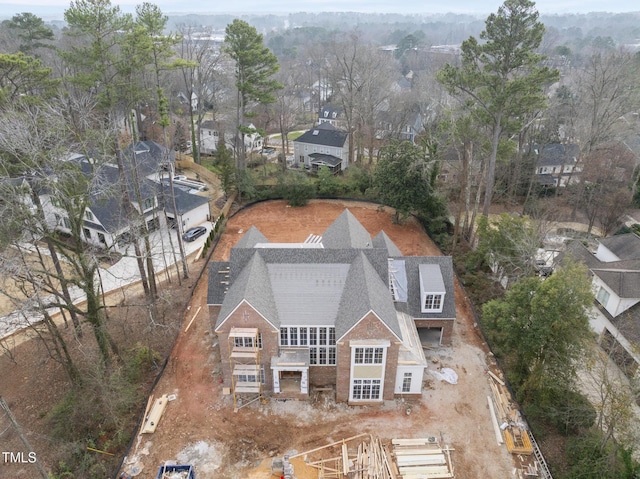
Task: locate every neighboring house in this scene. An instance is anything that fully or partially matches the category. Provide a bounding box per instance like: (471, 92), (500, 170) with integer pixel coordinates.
(293, 123), (349, 174)
(318, 105), (346, 130)
(177, 91), (198, 110)
(562, 233), (640, 380)
(207, 210), (456, 404)
(376, 107), (423, 144)
(533, 143), (581, 187)
(199, 120), (221, 155)
(159, 183), (210, 231)
(41, 141), (209, 249)
(243, 123), (263, 152)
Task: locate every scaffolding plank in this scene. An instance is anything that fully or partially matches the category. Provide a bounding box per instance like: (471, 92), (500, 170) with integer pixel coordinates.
(402, 472), (453, 479)
(342, 443), (349, 476)
(230, 350), (259, 358)
(234, 386), (261, 393)
(228, 327), (259, 337)
(233, 367), (260, 375)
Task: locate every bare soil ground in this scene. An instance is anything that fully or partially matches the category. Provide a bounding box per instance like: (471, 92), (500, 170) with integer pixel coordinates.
(0, 199), (522, 479)
(119, 200), (517, 479)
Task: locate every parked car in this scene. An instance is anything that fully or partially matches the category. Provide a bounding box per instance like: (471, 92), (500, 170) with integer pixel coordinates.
(182, 226), (207, 242)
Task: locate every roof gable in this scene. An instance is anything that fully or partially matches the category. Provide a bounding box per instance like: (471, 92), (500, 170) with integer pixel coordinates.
(322, 209), (372, 249)
(235, 226), (269, 248)
(598, 233), (640, 261)
(216, 252), (279, 330)
(372, 231), (402, 256)
(335, 253), (401, 341)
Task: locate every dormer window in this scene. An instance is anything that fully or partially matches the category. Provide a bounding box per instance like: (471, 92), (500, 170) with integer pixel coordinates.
(424, 294), (443, 311)
(332, 112), (337, 118)
(596, 286), (610, 307)
(419, 264), (445, 313)
(324, 111), (329, 117)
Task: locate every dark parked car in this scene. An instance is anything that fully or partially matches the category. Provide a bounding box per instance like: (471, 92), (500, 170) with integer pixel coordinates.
(182, 226), (207, 242)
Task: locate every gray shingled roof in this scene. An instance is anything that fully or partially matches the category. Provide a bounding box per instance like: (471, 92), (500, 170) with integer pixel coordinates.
(123, 141), (174, 178)
(295, 122), (348, 148)
(207, 261), (230, 305)
(215, 252), (279, 330)
(599, 233), (640, 261)
(309, 153), (342, 167)
(594, 270), (640, 298)
(322, 209), (372, 249)
(228, 247), (388, 284)
(159, 184), (210, 215)
(319, 104), (343, 119)
(214, 215), (456, 337)
(535, 143), (579, 167)
(234, 226), (268, 248)
(372, 231), (402, 256)
(562, 240), (640, 298)
(399, 256), (456, 320)
(335, 252), (401, 341)
(268, 263), (351, 326)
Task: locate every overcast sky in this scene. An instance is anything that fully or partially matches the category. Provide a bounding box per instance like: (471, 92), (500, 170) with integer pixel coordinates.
(1, 0), (638, 19)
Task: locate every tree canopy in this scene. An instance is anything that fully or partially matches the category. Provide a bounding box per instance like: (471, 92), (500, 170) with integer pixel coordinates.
(372, 140), (447, 233)
(482, 258), (593, 396)
(438, 0), (559, 216)
(224, 19), (281, 169)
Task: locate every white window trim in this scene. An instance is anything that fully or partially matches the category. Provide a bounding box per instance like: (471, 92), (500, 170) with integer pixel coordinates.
(349, 343), (387, 402)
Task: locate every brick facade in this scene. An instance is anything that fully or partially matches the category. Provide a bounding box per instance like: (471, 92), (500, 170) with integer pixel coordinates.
(213, 301), (278, 392)
(414, 319), (454, 346)
(335, 312), (401, 403)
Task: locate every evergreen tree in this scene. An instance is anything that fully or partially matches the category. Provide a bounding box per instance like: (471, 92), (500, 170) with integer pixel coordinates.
(438, 0), (559, 216)
(224, 19), (281, 169)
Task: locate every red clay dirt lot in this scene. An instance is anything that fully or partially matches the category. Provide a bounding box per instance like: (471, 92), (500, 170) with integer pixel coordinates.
(120, 200), (517, 479)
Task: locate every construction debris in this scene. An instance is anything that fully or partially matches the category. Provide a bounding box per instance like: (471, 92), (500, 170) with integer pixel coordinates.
(287, 434), (454, 479)
(391, 437), (454, 479)
(141, 394), (169, 434)
(487, 371), (555, 478)
(487, 373), (532, 455)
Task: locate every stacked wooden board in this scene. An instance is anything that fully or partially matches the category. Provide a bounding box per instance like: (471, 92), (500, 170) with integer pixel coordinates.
(290, 433), (396, 479)
(391, 438), (454, 479)
(487, 372), (533, 455)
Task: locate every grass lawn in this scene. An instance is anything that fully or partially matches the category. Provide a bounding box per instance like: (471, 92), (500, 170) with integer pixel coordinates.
(270, 130), (305, 141)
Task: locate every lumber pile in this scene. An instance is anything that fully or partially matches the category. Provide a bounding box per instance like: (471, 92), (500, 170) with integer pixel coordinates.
(288, 435), (454, 479)
(487, 371), (533, 455)
(290, 433), (396, 479)
(391, 438), (454, 479)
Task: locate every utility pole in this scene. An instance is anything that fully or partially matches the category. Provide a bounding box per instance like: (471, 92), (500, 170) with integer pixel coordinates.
(0, 396), (49, 479)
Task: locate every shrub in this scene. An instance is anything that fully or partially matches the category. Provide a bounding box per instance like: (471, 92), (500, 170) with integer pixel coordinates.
(278, 171), (316, 206)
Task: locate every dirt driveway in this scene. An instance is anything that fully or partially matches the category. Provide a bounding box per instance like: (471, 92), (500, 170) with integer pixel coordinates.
(120, 200), (516, 478)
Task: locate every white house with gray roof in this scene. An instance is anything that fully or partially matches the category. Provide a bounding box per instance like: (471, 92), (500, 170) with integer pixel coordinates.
(207, 210), (455, 404)
(562, 233), (640, 380)
(293, 122), (349, 174)
(40, 141), (209, 249)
